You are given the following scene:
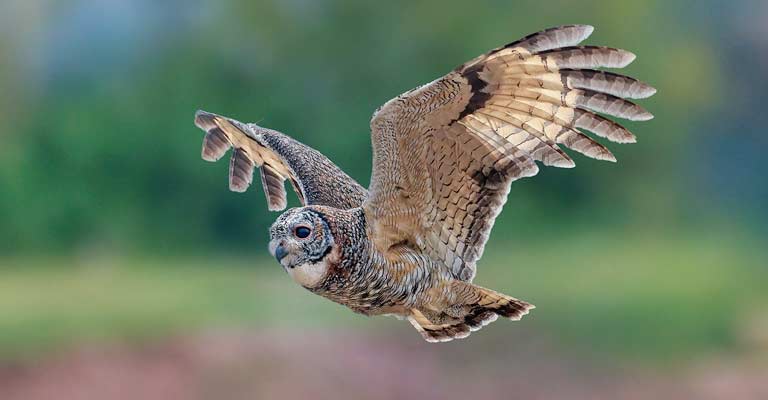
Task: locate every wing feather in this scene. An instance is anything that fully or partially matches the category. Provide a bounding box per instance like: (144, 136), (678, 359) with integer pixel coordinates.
(364, 25), (655, 280)
(195, 110), (367, 210)
(260, 164), (288, 211)
(229, 148), (255, 192)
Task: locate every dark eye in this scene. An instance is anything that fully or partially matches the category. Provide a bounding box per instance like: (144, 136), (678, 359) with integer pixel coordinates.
(294, 226), (312, 239)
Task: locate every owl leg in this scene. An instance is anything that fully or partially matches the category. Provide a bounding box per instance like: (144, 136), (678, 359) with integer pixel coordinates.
(407, 281), (534, 342)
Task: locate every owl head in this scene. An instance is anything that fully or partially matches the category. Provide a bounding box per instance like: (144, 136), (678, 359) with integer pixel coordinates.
(268, 207), (336, 288)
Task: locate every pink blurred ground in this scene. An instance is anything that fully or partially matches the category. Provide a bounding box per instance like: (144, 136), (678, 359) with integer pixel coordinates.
(0, 329), (766, 400)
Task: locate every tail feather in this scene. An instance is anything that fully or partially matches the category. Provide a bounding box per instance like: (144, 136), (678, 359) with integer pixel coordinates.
(408, 283), (534, 343)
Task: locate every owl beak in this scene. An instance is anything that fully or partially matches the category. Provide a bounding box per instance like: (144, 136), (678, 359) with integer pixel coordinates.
(274, 244), (289, 263)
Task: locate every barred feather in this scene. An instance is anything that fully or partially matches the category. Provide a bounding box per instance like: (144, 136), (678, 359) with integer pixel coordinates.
(560, 69), (656, 99)
(260, 164), (288, 211)
(368, 24), (657, 290)
(537, 46), (637, 69)
(195, 110), (367, 210)
(201, 127), (230, 162)
(229, 148), (254, 192)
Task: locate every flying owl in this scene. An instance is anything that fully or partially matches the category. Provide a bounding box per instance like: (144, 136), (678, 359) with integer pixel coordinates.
(193, 25), (655, 342)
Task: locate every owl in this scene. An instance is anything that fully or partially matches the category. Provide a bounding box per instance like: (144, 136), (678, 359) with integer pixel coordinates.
(194, 25), (655, 342)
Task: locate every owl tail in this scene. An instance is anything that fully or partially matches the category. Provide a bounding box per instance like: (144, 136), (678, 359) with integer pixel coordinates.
(407, 282), (534, 343)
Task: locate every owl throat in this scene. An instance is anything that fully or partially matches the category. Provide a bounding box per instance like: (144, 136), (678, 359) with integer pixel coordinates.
(287, 259), (330, 288)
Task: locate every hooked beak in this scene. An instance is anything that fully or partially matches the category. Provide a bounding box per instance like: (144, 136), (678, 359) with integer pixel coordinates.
(274, 244), (288, 263)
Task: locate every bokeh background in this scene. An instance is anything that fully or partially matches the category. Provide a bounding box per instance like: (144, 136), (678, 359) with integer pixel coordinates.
(1, 0), (767, 399)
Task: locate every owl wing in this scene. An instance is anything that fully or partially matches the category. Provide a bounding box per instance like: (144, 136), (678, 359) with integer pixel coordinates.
(195, 110), (367, 210)
(364, 25), (655, 281)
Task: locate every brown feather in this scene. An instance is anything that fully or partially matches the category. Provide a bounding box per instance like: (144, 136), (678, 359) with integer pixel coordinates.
(366, 25), (655, 283)
(260, 164), (288, 211)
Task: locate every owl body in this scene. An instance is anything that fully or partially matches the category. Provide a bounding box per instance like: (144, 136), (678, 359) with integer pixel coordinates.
(269, 206), (441, 316)
(194, 25), (655, 342)
(267, 205), (529, 341)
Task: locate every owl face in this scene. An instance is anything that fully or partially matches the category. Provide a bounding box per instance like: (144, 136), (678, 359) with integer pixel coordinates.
(268, 207), (336, 288)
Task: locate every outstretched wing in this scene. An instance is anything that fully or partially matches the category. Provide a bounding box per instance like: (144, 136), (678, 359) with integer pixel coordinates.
(364, 25), (655, 281)
(195, 110), (367, 211)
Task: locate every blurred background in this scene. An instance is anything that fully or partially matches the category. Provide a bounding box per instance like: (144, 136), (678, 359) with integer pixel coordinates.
(1, 0), (767, 399)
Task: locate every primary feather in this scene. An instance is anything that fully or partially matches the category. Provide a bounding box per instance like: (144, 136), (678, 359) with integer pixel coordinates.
(365, 24), (655, 282)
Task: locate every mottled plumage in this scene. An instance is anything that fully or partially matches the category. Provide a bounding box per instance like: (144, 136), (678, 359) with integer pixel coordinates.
(193, 25), (655, 342)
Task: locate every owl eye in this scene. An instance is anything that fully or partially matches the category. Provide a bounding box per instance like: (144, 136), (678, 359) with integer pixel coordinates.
(294, 225), (312, 239)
